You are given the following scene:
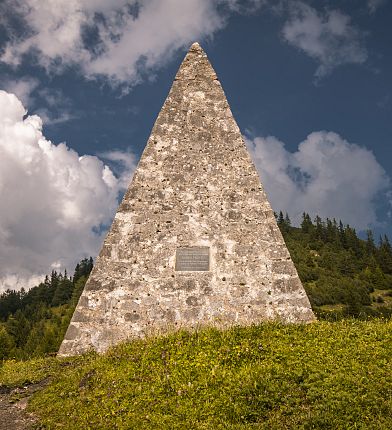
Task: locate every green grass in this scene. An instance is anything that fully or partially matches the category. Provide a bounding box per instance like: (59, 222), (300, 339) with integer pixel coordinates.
(1, 320), (392, 429)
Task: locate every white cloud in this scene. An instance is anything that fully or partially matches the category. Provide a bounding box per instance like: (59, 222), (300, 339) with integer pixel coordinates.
(282, 2), (367, 78)
(1, 77), (39, 107)
(1, 80), (78, 124)
(0, 1), (371, 85)
(368, 0), (386, 14)
(99, 149), (137, 190)
(223, 0), (269, 13)
(0, 0), (230, 88)
(0, 90), (136, 292)
(247, 131), (390, 229)
(35, 88), (79, 125)
(34, 108), (78, 125)
(1, 90), (388, 291)
(38, 88), (68, 108)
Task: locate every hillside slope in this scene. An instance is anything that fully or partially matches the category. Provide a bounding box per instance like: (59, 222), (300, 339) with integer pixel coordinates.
(279, 213), (392, 319)
(1, 214), (392, 360)
(1, 320), (391, 429)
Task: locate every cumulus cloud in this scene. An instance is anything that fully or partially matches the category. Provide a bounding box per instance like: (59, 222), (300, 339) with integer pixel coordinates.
(0, 0), (231, 89)
(247, 131), (390, 229)
(0, 80), (78, 125)
(0, 90), (136, 292)
(99, 149), (137, 190)
(1, 88), (388, 291)
(282, 2), (367, 78)
(1, 77), (39, 107)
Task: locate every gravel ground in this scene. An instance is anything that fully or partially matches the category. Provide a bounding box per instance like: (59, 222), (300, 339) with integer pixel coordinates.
(0, 394), (37, 430)
(0, 380), (49, 430)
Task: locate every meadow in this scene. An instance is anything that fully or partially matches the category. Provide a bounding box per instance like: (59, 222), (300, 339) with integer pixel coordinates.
(1, 320), (391, 429)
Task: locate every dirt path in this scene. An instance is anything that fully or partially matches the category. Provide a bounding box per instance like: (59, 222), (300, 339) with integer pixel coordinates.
(0, 393), (37, 430)
(0, 380), (49, 430)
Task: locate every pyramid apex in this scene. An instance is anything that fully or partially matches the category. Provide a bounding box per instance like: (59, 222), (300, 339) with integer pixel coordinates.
(189, 41), (204, 52)
(175, 41), (215, 81)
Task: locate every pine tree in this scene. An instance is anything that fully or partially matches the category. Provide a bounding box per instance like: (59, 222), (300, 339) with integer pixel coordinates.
(314, 215), (324, 240)
(301, 213), (313, 233)
(338, 220), (346, 247)
(0, 289), (23, 321)
(51, 278), (74, 307)
(284, 213), (291, 228)
(377, 235), (392, 275)
(344, 226), (363, 259)
(366, 230), (376, 256)
(277, 211), (285, 226)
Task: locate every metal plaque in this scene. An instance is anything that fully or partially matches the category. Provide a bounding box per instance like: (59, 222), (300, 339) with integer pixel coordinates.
(175, 247), (210, 271)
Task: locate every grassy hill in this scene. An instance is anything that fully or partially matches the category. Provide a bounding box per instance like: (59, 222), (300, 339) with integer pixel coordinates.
(1, 320), (392, 429)
(1, 214), (392, 428)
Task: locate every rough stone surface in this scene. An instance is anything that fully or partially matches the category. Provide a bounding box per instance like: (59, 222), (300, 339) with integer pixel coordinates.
(59, 42), (315, 356)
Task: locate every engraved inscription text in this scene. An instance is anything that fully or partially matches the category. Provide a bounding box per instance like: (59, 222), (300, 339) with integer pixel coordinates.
(175, 247), (210, 271)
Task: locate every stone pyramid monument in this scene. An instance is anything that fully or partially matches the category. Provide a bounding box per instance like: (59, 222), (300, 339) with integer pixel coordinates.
(59, 42), (314, 356)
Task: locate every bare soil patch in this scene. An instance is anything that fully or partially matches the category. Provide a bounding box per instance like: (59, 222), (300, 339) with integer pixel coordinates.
(0, 379), (49, 430)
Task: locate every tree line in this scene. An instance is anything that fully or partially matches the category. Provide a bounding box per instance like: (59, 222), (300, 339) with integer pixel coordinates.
(1, 214), (392, 361)
(277, 212), (392, 319)
(0, 258), (93, 360)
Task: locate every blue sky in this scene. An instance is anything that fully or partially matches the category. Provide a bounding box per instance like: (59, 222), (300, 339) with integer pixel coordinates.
(0, 0), (391, 289)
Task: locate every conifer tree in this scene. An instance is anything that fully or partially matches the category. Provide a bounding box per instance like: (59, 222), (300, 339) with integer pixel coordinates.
(277, 211), (285, 226)
(338, 220), (346, 246)
(301, 213), (313, 233)
(284, 213), (291, 228)
(314, 216), (324, 240)
(377, 235), (392, 275)
(366, 230), (376, 256)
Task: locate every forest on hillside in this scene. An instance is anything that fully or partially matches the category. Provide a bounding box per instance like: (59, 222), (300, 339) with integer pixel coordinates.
(0, 258), (93, 360)
(0, 214), (391, 361)
(278, 212), (392, 319)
